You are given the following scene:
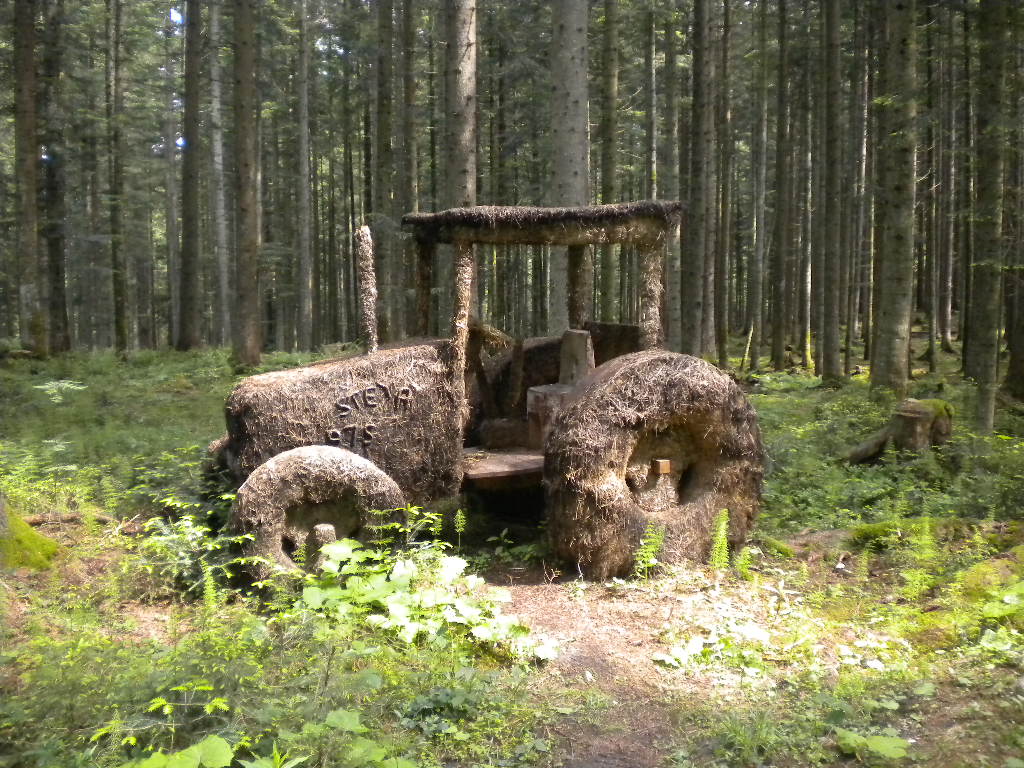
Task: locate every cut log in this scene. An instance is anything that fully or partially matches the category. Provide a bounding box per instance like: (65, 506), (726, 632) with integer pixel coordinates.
(22, 512), (114, 527)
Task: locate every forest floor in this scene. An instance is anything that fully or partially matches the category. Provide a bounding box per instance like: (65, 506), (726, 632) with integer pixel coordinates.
(2, 344), (1024, 767)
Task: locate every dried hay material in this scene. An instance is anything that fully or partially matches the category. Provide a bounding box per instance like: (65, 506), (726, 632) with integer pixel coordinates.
(402, 201), (683, 247)
(230, 445), (406, 577)
(544, 351), (764, 580)
(477, 324), (643, 425)
(221, 343), (461, 503)
(479, 418), (530, 450)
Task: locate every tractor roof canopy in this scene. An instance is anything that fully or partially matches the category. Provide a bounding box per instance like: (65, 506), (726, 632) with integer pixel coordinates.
(401, 200), (682, 247)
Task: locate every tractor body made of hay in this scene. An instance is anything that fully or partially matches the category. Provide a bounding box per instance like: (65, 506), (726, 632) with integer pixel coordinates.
(214, 202), (764, 579)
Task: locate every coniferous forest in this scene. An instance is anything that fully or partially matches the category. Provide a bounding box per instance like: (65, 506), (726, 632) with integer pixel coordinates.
(3, 1), (1024, 767)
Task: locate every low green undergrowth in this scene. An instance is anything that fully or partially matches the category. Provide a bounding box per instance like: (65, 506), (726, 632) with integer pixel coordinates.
(0, 350), (557, 768)
(3, 347), (1024, 767)
(0, 509), (557, 768)
(752, 373), (1024, 537)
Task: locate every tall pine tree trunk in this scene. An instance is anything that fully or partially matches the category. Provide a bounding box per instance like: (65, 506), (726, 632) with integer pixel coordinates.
(971, 0), (1008, 431)
(715, 0), (732, 368)
(373, 0), (394, 340)
(600, 0), (619, 323)
(209, 0), (232, 346)
(682, 0), (711, 355)
(397, 0), (418, 334)
(232, 0), (262, 366)
(178, 0), (202, 350)
(42, 0), (69, 353)
(296, 0), (314, 349)
(549, 0), (589, 332)
(821, 0), (842, 382)
(870, 0), (917, 396)
(15, 0), (47, 355)
(664, 10), (682, 350)
(771, 0), (791, 369)
(746, 0), (768, 370)
(106, 0), (127, 353)
(163, 26), (180, 348)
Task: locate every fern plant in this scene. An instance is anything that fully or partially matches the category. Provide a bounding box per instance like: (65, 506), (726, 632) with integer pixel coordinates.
(733, 546), (758, 581)
(709, 509), (731, 571)
(454, 508), (467, 553)
(632, 523), (666, 581)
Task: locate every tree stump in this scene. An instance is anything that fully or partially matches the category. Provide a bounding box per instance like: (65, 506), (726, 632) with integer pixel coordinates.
(846, 398), (954, 463)
(544, 351), (764, 579)
(229, 445), (407, 578)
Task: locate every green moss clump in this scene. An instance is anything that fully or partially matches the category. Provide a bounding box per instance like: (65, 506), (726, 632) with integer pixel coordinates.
(906, 609), (960, 650)
(0, 513), (59, 570)
(755, 535), (795, 559)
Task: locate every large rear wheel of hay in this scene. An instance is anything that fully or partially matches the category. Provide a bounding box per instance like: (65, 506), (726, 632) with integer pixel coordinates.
(230, 445), (407, 578)
(544, 351), (764, 580)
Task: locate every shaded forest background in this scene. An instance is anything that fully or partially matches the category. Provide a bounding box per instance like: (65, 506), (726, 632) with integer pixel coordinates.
(3, 0), (1023, 425)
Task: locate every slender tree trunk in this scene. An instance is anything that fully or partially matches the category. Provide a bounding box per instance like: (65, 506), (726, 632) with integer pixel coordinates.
(746, 0), (768, 371)
(846, 7), (869, 372)
(106, 0), (127, 353)
(164, 27), (180, 348)
(232, 0), (262, 366)
(959, 8), (976, 367)
(15, 0), (47, 355)
(295, 0), (314, 349)
(715, 0), (732, 368)
(938, 4), (955, 354)
(664, 10), (681, 350)
(871, 0), (917, 396)
(178, 0), (202, 350)
(398, 0), (418, 333)
(41, 0), (69, 353)
(923, 3), (938, 374)
(682, 0), (711, 355)
(971, 0), (1009, 431)
(771, 0), (791, 369)
(600, 0), (620, 323)
(209, 0), (232, 346)
(1008, 9), (1024, 399)
(821, 0), (842, 382)
(373, 0), (394, 340)
(644, 9), (657, 199)
(550, 0), (590, 331)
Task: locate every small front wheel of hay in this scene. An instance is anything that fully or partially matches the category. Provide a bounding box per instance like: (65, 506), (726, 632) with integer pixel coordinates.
(230, 445), (407, 579)
(543, 351), (764, 580)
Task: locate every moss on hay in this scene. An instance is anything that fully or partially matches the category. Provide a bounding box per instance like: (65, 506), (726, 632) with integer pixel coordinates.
(0, 513), (59, 571)
(917, 398), (955, 420)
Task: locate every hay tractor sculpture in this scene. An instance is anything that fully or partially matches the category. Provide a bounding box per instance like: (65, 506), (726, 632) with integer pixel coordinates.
(212, 202), (764, 580)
